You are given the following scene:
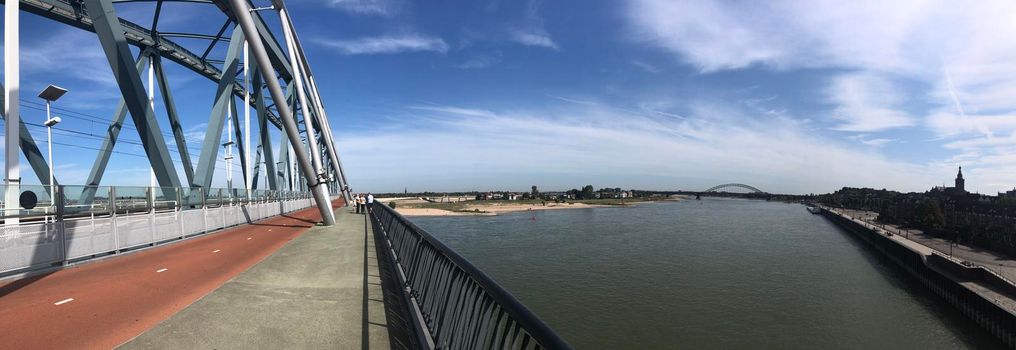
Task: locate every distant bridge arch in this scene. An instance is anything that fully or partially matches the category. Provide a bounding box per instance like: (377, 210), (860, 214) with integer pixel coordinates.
(703, 183), (765, 194)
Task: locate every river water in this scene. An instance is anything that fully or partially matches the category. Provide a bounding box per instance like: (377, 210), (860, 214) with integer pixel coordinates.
(410, 198), (1004, 349)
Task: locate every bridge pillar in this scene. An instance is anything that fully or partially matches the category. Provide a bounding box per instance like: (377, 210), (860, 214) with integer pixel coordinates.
(5, 0), (20, 225)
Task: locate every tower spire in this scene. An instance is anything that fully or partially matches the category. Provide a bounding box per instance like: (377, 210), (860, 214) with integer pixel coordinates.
(955, 166), (965, 192)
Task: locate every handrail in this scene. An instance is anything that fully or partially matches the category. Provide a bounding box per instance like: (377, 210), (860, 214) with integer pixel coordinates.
(370, 202), (572, 350)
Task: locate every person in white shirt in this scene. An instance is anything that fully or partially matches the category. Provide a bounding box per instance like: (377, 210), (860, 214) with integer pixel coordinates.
(366, 193), (374, 214)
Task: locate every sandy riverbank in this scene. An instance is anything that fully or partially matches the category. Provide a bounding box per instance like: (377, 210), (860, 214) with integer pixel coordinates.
(392, 195), (689, 217)
(396, 202), (606, 217)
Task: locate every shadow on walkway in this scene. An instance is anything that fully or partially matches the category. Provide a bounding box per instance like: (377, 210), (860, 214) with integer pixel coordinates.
(0, 272), (53, 298)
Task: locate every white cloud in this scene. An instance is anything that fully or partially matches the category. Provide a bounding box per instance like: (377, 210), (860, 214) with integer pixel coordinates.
(626, 0), (1016, 186)
(507, 0), (558, 50)
(408, 106), (496, 118)
(21, 29), (116, 88)
(338, 103), (943, 194)
(455, 52), (503, 69)
(861, 138), (897, 147)
(314, 34), (448, 55)
(631, 60), (661, 73)
(847, 135), (898, 147)
(827, 73), (915, 132)
(325, 0), (400, 16)
(508, 29), (558, 50)
(625, 0), (937, 74)
(926, 111), (1016, 138)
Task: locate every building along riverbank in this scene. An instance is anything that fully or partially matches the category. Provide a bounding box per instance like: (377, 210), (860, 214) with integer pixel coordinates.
(820, 206), (1016, 348)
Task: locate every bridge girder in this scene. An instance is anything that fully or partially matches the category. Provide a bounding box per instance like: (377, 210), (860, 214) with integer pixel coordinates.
(13, 0), (287, 129)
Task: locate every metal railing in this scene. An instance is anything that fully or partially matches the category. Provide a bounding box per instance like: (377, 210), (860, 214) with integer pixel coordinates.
(0, 184), (317, 276)
(369, 202), (571, 350)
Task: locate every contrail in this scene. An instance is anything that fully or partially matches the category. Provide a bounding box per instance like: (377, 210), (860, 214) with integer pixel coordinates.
(942, 60), (992, 139)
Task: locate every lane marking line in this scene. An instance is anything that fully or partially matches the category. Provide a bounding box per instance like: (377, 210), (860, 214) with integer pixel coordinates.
(247, 237), (252, 240)
(157, 268), (168, 273)
(54, 298), (74, 306)
(213, 249), (221, 253)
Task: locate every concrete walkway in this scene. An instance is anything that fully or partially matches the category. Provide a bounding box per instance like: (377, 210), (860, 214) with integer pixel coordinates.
(121, 207), (409, 349)
(834, 208), (1016, 282)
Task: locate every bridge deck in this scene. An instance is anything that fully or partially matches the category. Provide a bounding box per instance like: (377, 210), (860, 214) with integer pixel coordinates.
(120, 206), (413, 349)
(0, 203), (326, 348)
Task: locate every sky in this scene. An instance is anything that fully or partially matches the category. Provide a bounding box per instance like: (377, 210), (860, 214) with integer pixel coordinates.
(4, 0), (1016, 195)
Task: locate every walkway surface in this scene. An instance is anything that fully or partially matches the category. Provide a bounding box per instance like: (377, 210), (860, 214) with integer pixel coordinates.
(0, 204), (326, 349)
(120, 206), (412, 349)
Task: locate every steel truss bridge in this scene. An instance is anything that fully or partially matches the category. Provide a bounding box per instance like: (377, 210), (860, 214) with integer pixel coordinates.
(0, 1), (574, 349)
(2, 0), (350, 226)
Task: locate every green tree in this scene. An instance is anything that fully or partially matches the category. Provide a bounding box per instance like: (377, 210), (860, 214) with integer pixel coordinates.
(580, 185), (595, 200)
(915, 199), (945, 229)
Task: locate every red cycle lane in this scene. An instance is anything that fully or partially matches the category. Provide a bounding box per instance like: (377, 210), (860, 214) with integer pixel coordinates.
(0, 202), (339, 349)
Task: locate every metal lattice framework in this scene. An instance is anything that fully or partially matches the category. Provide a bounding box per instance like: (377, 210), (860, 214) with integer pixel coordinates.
(2, 0), (351, 225)
(703, 183), (765, 194)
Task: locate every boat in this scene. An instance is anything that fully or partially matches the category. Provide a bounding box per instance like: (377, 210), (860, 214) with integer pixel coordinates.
(806, 206), (822, 214)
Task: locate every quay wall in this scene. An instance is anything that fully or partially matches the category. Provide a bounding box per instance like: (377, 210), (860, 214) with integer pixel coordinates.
(820, 209), (1016, 348)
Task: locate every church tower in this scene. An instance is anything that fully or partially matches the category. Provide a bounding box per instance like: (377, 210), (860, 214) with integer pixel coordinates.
(955, 166), (965, 193)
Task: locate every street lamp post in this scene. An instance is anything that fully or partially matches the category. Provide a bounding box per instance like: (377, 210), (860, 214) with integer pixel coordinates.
(38, 85), (67, 200)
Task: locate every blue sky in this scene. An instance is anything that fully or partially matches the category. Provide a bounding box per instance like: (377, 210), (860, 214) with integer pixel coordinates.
(4, 0), (1016, 194)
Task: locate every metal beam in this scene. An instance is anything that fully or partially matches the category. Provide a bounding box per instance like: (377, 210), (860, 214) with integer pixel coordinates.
(192, 26), (245, 191)
(199, 20), (231, 61)
(17, 0), (286, 130)
(252, 68), (278, 190)
(151, 0), (164, 32)
(277, 6), (327, 187)
(229, 91), (248, 187)
(112, 0), (213, 3)
(278, 129), (290, 190)
(283, 16), (351, 202)
(160, 32), (231, 41)
(84, 0), (181, 190)
(80, 52), (151, 203)
(152, 55), (195, 184)
(251, 144), (261, 190)
(210, 0), (293, 81)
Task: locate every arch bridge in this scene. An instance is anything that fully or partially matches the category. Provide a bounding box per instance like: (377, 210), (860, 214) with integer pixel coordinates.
(703, 183), (766, 194)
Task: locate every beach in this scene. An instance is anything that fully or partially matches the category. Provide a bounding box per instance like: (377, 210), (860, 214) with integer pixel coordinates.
(381, 196), (688, 217)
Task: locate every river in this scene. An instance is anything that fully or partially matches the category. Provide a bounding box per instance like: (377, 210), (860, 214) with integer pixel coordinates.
(409, 198), (1004, 349)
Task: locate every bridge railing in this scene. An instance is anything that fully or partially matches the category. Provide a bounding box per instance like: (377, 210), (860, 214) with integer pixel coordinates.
(369, 202), (571, 350)
(0, 184), (316, 277)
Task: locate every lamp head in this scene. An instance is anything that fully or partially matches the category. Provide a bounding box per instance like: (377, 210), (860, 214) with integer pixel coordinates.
(44, 117), (62, 127)
(38, 85), (68, 102)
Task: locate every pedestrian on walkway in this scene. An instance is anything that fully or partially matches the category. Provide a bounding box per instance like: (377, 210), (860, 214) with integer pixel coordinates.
(366, 193), (374, 214)
(354, 193), (362, 214)
(358, 194), (366, 215)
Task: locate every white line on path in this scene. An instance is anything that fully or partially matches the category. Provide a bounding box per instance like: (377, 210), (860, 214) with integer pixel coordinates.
(54, 298), (74, 306)
(213, 250), (221, 253)
(247, 237), (252, 240)
(157, 268), (168, 273)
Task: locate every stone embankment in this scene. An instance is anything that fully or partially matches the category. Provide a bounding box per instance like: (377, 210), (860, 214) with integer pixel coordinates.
(820, 207), (1015, 348)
